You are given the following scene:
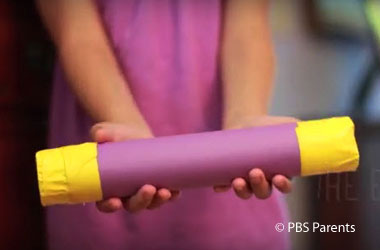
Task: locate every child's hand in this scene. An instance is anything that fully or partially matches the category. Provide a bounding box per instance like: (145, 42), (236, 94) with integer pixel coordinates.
(90, 123), (180, 213)
(214, 116), (299, 199)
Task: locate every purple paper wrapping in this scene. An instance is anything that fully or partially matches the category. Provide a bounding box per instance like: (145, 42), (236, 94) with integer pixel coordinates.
(97, 123), (300, 198)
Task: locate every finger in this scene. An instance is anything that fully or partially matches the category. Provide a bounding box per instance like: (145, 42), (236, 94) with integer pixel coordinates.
(248, 168), (271, 199)
(147, 188), (172, 209)
(91, 123), (130, 143)
(90, 122), (124, 143)
(96, 198), (123, 213)
(124, 185), (156, 213)
(266, 116), (300, 124)
(91, 126), (115, 143)
(90, 123), (104, 141)
(272, 175), (292, 194)
(232, 178), (252, 199)
(169, 190), (181, 201)
(213, 185), (231, 193)
(90, 122), (152, 143)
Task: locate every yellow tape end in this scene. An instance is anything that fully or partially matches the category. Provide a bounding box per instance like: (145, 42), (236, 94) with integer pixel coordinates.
(36, 142), (103, 206)
(296, 117), (359, 176)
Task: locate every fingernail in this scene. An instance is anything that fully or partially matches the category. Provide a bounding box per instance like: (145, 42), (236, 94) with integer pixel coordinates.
(278, 179), (285, 187)
(252, 174), (262, 185)
(140, 189), (150, 199)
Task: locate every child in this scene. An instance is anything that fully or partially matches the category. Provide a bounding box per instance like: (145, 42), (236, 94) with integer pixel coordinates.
(38, 0), (295, 249)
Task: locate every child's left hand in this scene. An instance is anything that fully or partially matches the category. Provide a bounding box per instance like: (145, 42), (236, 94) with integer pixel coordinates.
(214, 116), (298, 199)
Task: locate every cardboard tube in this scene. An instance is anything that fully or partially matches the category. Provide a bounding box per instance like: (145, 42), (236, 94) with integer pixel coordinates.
(36, 117), (359, 206)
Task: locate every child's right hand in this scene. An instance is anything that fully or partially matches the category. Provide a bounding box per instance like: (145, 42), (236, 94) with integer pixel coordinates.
(90, 123), (180, 213)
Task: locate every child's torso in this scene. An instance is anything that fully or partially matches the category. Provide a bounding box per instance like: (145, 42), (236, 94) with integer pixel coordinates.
(97, 0), (223, 136)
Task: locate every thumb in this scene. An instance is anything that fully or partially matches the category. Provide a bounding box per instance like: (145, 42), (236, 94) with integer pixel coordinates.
(90, 122), (152, 143)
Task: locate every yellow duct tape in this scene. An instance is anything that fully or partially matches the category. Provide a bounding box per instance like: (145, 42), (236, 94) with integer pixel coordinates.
(36, 142), (102, 206)
(296, 117), (359, 176)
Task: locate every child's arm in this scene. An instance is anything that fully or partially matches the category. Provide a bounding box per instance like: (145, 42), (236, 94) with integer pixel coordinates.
(220, 0), (293, 198)
(222, 0), (274, 127)
(37, 0), (176, 213)
(36, 0), (149, 129)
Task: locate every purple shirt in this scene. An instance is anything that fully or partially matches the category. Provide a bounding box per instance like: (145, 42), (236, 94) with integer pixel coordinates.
(47, 1), (290, 249)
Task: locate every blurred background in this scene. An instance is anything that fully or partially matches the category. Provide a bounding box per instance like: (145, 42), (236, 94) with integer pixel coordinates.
(0, 0), (379, 249)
